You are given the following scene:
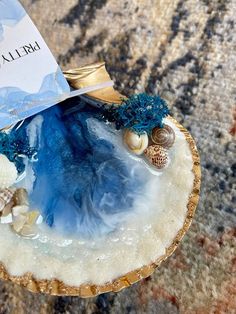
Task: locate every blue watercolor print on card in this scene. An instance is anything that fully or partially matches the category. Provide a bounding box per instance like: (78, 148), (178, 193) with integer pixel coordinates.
(0, 0), (70, 129)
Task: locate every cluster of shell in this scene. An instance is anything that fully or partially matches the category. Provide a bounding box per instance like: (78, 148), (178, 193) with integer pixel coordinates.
(0, 154), (42, 238)
(123, 124), (175, 169)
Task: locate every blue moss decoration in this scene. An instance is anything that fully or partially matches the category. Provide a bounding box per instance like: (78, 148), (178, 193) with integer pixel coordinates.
(103, 93), (169, 134)
(0, 131), (36, 173)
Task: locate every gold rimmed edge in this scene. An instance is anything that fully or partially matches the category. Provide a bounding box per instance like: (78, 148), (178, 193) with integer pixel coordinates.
(0, 116), (201, 297)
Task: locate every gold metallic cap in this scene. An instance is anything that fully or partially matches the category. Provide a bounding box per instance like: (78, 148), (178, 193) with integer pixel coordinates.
(64, 62), (125, 105)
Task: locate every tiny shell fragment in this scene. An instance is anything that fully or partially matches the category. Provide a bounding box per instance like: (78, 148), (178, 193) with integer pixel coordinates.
(0, 189), (15, 212)
(13, 188), (29, 207)
(12, 214), (28, 233)
(12, 205), (29, 217)
(11, 211), (40, 236)
(2, 201), (14, 217)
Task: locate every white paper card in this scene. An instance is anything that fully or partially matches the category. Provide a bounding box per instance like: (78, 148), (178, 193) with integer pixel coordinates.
(0, 0), (71, 128)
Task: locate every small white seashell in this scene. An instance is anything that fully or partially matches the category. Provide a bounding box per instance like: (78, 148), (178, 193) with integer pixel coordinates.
(11, 211), (40, 236)
(123, 129), (149, 155)
(0, 155), (18, 189)
(12, 205), (29, 217)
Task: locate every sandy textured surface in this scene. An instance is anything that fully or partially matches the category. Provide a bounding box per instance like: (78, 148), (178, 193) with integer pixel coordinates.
(0, 0), (235, 313)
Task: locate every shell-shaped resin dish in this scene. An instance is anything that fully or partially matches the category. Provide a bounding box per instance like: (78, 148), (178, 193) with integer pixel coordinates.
(0, 116), (201, 297)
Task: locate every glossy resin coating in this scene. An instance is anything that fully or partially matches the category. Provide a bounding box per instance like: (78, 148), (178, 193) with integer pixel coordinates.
(6, 98), (151, 238)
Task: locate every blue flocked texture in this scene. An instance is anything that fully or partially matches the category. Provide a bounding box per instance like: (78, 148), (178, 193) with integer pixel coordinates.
(103, 93), (169, 134)
(0, 130), (36, 173)
(4, 99), (146, 238)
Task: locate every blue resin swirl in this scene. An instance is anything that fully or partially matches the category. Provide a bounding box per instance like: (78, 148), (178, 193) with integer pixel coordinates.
(10, 99), (146, 238)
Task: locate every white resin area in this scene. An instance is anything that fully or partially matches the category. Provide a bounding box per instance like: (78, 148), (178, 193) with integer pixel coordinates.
(0, 119), (194, 287)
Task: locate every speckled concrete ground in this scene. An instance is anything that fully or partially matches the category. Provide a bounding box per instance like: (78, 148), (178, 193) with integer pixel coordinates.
(0, 0), (235, 313)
